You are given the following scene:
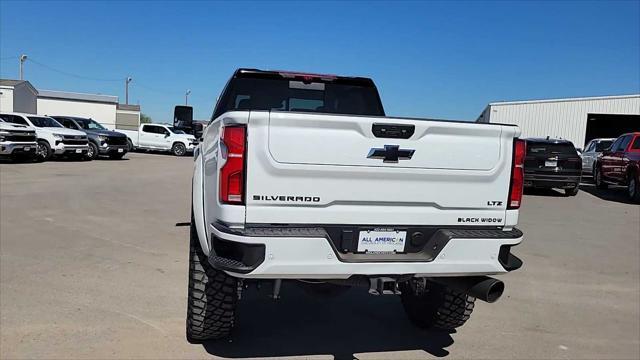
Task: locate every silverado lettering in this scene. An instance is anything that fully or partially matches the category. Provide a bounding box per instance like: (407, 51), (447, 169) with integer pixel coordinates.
(253, 195), (320, 202)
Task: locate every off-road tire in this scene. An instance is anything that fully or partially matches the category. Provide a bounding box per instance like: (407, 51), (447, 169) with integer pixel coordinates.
(399, 280), (475, 330)
(172, 142), (187, 156)
(186, 216), (238, 343)
(564, 185), (579, 196)
(594, 166), (608, 189)
(35, 140), (51, 162)
(627, 172), (640, 203)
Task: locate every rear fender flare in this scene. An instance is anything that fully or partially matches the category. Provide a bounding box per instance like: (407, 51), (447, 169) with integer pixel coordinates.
(192, 148), (210, 255)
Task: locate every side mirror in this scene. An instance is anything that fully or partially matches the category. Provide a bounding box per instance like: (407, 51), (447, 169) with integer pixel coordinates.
(174, 105), (193, 130)
(164, 132), (170, 138)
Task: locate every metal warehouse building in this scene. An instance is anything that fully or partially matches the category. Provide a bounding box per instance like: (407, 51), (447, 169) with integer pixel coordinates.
(0, 79), (140, 130)
(477, 94), (640, 147)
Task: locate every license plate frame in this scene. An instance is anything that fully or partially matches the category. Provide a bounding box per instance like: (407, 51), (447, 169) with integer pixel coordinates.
(357, 229), (407, 254)
(545, 160), (557, 167)
(118, 148), (124, 153)
(75, 149), (82, 154)
(23, 146), (30, 151)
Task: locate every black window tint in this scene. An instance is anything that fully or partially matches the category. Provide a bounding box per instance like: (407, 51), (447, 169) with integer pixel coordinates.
(584, 141), (594, 152)
(4, 115), (28, 125)
(213, 76), (384, 119)
(631, 137), (640, 150)
(142, 125), (157, 133)
(527, 142), (577, 155)
(61, 118), (76, 129)
(618, 135), (632, 151)
(609, 138), (623, 152)
(594, 140), (613, 152)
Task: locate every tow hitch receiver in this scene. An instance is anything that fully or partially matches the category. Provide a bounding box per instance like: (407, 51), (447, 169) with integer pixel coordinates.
(368, 277), (401, 295)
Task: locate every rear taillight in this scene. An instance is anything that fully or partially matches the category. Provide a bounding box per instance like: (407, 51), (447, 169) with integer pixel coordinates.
(219, 125), (246, 204)
(508, 139), (526, 209)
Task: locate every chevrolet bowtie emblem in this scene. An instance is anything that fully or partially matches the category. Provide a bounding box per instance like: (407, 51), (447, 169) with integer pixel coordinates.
(367, 145), (415, 163)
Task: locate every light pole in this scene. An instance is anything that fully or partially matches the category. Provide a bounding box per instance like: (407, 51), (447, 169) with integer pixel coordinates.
(185, 90), (191, 105)
(125, 77), (132, 105)
(19, 54), (27, 80)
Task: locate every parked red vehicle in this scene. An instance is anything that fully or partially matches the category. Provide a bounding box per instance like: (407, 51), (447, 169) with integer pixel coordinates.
(594, 132), (640, 202)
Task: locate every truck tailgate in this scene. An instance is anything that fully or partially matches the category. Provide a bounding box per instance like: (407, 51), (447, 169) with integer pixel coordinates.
(245, 111), (519, 226)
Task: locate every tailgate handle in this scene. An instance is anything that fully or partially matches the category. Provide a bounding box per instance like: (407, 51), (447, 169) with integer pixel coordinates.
(372, 123), (415, 139)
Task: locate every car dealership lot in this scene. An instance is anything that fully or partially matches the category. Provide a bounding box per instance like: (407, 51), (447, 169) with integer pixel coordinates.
(1, 153), (638, 360)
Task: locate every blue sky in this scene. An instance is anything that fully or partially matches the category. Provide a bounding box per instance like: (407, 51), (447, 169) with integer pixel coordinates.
(1, 1), (639, 122)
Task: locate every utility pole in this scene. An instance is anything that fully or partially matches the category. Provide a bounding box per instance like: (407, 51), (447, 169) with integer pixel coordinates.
(185, 90), (191, 105)
(125, 77), (132, 105)
(19, 54), (27, 80)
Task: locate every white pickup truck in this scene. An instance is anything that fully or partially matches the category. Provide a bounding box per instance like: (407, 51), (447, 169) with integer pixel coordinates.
(0, 112), (89, 161)
(0, 117), (38, 161)
(186, 69), (525, 342)
(116, 123), (197, 156)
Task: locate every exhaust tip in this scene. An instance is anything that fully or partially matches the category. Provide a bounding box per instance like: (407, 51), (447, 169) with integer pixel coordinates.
(485, 280), (505, 303)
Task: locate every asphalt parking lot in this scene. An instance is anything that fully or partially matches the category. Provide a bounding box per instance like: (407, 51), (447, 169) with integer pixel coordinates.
(1, 152), (639, 360)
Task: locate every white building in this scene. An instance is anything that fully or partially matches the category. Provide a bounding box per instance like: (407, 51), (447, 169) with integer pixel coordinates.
(0, 79), (140, 130)
(0, 80), (38, 114)
(477, 94), (640, 147)
(38, 89), (119, 128)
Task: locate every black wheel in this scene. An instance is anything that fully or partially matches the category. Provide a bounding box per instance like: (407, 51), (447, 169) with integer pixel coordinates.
(399, 280), (475, 331)
(172, 142), (187, 156)
(35, 140), (51, 162)
(86, 142), (99, 160)
(627, 173), (640, 203)
(186, 213), (238, 343)
(564, 185), (579, 196)
(109, 152), (126, 160)
(127, 138), (134, 152)
(594, 166), (608, 189)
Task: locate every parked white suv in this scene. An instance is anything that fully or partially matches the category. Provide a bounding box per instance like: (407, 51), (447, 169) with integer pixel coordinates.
(185, 69), (526, 342)
(116, 123), (197, 156)
(0, 112), (89, 161)
(581, 138), (614, 174)
(0, 116), (38, 161)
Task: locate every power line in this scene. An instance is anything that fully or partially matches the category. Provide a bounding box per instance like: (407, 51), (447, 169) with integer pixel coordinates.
(9, 56), (204, 104)
(26, 57), (122, 82)
(134, 82), (182, 95)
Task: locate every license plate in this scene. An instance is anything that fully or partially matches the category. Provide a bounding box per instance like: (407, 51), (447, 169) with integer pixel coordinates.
(545, 160), (557, 167)
(23, 146), (30, 151)
(75, 149), (82, 153)
(118, 148), (123, 153)
(357, 229), (406, 253)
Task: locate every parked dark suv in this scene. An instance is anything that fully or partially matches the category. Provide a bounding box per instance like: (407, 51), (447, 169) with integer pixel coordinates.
(52, 116), (128, 160)
(594, 132), (640, 203)
(524, 138), (582, 196)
